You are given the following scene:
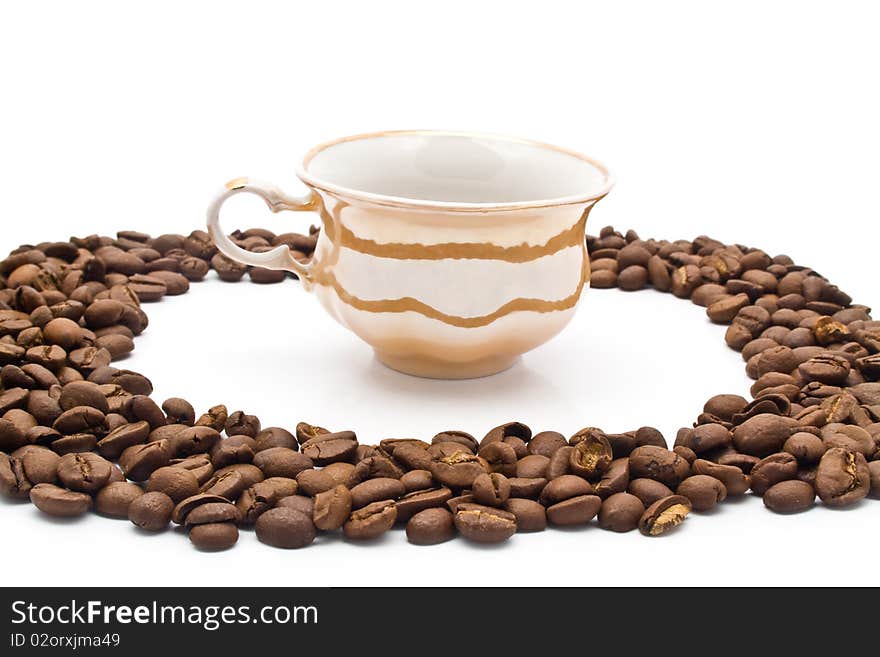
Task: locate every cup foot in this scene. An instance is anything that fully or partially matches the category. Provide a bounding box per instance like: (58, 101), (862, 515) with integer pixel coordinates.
(374, 351), (520, 380)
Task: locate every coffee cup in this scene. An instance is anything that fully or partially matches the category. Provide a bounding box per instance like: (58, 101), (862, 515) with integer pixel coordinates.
(207, 130), (613, 378)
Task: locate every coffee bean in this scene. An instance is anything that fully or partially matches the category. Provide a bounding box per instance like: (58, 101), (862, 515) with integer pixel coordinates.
(507, 477), (547, 499)
(763, 480), (816, 513)
(539, 475), (593, 505)
(598, 492), (645, 532)
(639, 495), (692, 536)
(471, 472), (510, 506)
(594, 457), (630, 498)
(502, 498), (547, 532)
(394, 487), (453, 522)
(814, 447), (870, 507)
(146, 466), (200, 503)
(749, 452), (798, 495)
(225, 411), (261, 438)
(313, 484), (353, 530)
(527, 431), (566, 458)
(628, 446), (690, 487)
(254, 426), (299, 452)
(128, 491), (174, 530)
(95, 481), (144, 517)
(691, 459), (751, 496)
(400, 469), (434, 492)
(301, 431), (358, 465)
(252, 447), (312, 479)
(349, 477), (405, 509)
(277, 495), (314, 516)
(676, 475), (727, 511)
(432, 430), (479, 452)
(675, 423), (731, 454)
(296, 469), (336, 496)
(429, 450), (485, 489)
(546, 494), (602, 526)
(568, 430), (612, 478)
(453, 503), (517, 543)
(15, 445), (60, 485)
(783, 432), (827, 463)
(406, 508), (456, 545)
(477, 441), (517, 476)
(96, 420), (150, 459)
(343, 500), (397, 540)
(732, 414), (796, 457)
(184, 501), (240, 525)
(119, 439), (173, 481)
(189, 523), (239, 550)
(57, 452), (112, 493)
(30, 483), (92, 517)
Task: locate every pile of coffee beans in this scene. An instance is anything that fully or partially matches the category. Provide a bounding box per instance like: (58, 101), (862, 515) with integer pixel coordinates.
(1, 223), (878, 550)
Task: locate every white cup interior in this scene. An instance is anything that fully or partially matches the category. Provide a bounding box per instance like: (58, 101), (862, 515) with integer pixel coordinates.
(301, 132), (611, 205)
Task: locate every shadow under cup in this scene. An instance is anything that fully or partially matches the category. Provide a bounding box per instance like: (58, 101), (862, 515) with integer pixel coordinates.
(209, 131), (614, 379)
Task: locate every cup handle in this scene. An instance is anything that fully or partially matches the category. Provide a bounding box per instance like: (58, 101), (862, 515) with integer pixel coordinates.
(206, 177), (317, 281)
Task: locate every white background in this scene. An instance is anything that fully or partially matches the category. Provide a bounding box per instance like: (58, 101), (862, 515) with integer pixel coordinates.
(1, 1), (878, 587)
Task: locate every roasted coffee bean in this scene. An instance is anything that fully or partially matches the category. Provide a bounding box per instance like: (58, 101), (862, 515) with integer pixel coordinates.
(30, 483), (92, 517)
(170, 426), (220, 456)
(628, 446), (690, 487)
(184, 501), (240, 525)
(539, 475), (593, 505)
(675, 423), (731, 454)
(15, 445), (60, 485)
(59, 381), (110, 413)
(352, 455), (404, 481)
(210, 434), (256, 468)
(225, 411), (261, 438)
(527, 431), (567, 457)
(503, 498), (547, 532)
(783, 431), (827, 463)
(277, 495), (315, 516)
(128, 491), (174, 530)
(0, 453), (31, 499)
(477, 441), (517, 477)
(814, 448), (870, 507)
(254, 426), (299, 452)
(594, 458), (630, 498)
(313, 485), (353, 531)
(95, 420), (150, 459)
(546, 494), (602, 526)
(429, 450), (485, 489)
(749, 452), (798, 495)
(568, 431), (612, 478)
(471, 472), (510, 506)
(453, 503), (517, 543)
(95, 481), (144, 518)
(508, 477), (547, 499)
(189, 523), (239, 550)
(639, 495), (692, 536)
(395, 487), (453, 522)
(57, 452), (112, 493)
(432, 430), (479, 452)
(400, 469), (434, 492)
(194, 404), (227, 431)
(118, 439), (173, 481)
(406, 508), (456, 545)
(515, 454), (550, 479)
(676, 475), (727, 511)
(300, 431), (357, 465)
(162, 397), (194, 425)
(545, 445), (573, 479)
(252, 447), (312, 478)
(343, 500), (397, 540)
(763, 480), (816, 513)
(347, 475), (400, 506)
(236, 478), (298, 524)
(146, 466), (200, 503)
(691, 459), (751, 496)
(295, 469), (336, 496)
(732, 414), (796, 456)
(598, 492), (645, 532)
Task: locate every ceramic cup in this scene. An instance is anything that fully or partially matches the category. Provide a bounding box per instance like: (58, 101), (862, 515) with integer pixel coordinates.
(207, 130), (613, 379)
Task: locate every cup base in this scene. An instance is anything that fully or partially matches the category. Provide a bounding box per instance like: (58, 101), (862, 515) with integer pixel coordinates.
(374, 350), (520, 380)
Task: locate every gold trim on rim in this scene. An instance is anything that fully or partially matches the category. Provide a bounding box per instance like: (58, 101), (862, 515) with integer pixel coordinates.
(296, 130), (614, 213)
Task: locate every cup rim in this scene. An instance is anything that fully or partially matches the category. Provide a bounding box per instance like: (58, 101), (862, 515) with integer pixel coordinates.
(296, 129), (615, 212)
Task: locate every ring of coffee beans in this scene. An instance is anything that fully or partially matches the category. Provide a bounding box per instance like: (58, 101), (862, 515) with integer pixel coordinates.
(1, 225), (878, 550)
